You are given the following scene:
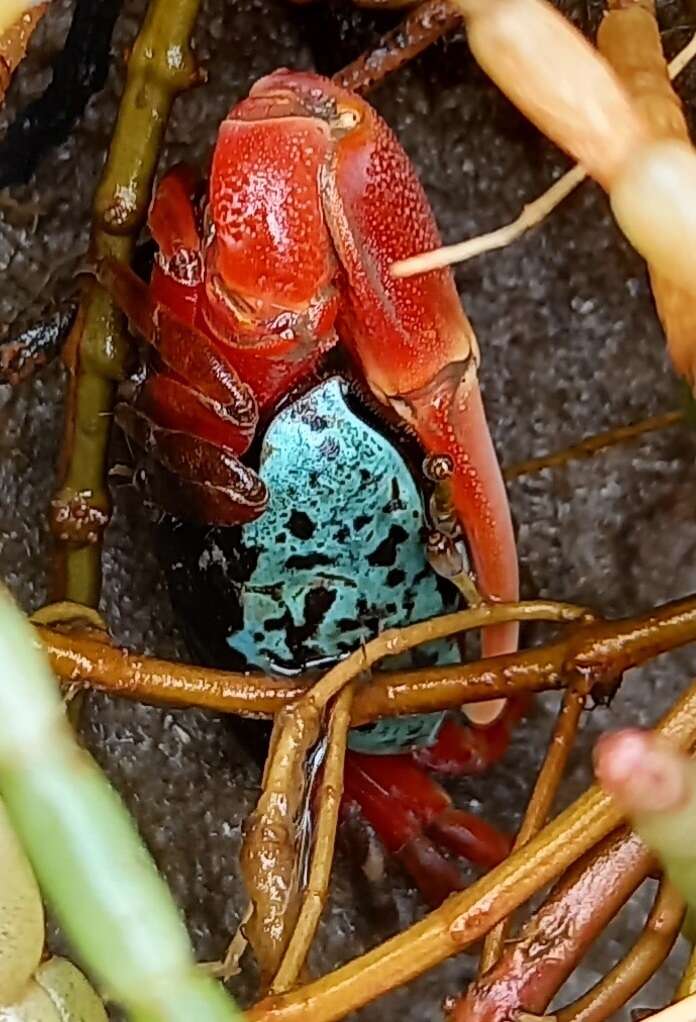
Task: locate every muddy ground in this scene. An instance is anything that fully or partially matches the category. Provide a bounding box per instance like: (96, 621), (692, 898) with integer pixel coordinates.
(2, 0), (696, 1017)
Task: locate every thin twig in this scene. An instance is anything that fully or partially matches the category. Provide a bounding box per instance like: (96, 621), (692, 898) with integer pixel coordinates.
(503, 411), (685, 481)
(392, 164), (586, 277)
(556, 881), (684, 1022)
(391, 31), (696, 278)
(334, 0), (460, 94)
(246, 671), (696, 1022)
(479, 684), (586, 972)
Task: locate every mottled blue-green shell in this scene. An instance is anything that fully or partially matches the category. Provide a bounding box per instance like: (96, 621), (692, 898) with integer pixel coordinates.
(225, 376), (460, 754)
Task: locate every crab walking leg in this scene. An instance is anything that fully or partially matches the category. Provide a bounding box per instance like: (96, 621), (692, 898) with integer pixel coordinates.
(451, 0), (696, 296)
(345, 750), (512, 893)
(0, 588), (242, 1022)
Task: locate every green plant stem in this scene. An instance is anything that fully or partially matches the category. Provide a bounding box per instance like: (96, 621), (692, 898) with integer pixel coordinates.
(51, 0), (201, 607)
(0, 588), (243, 1022)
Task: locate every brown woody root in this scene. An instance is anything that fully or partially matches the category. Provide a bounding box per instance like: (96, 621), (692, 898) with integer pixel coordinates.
(35, 594), (696, 723)
(452, 829), (654, 1021)
(478, 684), (586, 972)
(245, 668), (696, 1022)
(269, 684), (354, 994)
(557, 880), (684, 1022)
(0, 3), (46, 105)
(241, 602), (580, 988)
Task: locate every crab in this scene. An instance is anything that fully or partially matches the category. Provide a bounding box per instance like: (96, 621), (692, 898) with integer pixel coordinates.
(101, 67), (522, 902)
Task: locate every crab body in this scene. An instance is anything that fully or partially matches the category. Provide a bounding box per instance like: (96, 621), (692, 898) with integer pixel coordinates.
(216, 374), (461, 754)
(104, 68), (521, 900)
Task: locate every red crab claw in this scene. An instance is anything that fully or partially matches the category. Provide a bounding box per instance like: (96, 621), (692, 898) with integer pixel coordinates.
(249, 71), (519, 679)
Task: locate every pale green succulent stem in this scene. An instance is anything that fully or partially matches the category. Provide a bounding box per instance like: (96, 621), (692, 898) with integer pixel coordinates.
(0, 587), (243, 1022)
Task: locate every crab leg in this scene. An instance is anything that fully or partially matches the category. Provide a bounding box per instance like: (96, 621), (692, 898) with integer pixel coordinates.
(98, 259), (257, 422)
(342, 755), (465, 905)
(345, 750), (512, 903)
(412, 711), (525, 775)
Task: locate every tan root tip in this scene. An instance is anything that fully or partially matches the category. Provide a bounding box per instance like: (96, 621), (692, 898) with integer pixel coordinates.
(463, 697), (506, 726)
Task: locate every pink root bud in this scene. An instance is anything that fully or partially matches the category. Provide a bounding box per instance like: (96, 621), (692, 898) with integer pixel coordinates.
(594, 728), (689, 815)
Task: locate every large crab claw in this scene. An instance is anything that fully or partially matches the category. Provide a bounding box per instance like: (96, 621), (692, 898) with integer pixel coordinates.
(250, 71), (520, 669)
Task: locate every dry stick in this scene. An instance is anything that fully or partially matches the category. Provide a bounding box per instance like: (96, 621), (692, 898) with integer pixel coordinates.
(333, 0), (460, 94)
(502, 411), (685, 482)
(50, 0), (201, 607)
(240, 601), (589, 985)
(478, 684), (586, 973)
(270, 685), (355, 995)
(34, 594), (696, 723)
(556, 881), (684, 1022)
(392, 32), (696, 279)
(246, 678), (696, 1022)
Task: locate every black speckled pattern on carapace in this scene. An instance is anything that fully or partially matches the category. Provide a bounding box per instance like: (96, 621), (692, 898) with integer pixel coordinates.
(2, 0), (696, 1017)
